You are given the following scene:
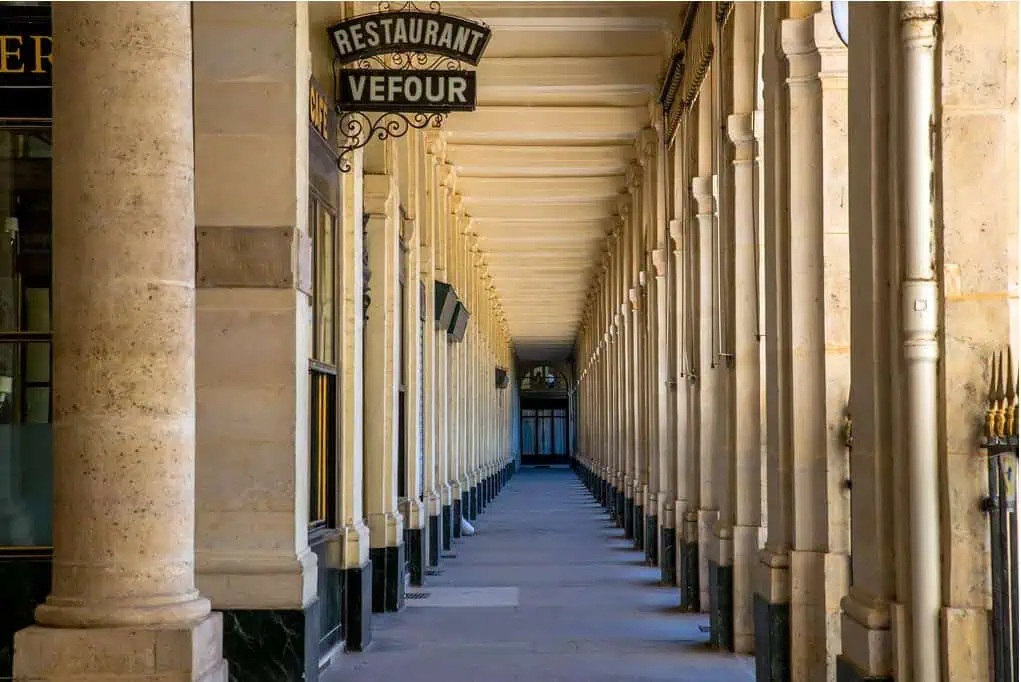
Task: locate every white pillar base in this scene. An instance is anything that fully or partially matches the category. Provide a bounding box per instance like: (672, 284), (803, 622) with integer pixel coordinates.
(15, 614), (227, 681)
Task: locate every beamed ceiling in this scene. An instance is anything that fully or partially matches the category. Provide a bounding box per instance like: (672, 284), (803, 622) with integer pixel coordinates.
(357, 1), (684, 362)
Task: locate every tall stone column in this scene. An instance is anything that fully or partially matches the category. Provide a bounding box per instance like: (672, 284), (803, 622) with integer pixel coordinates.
(781, 12), (851, 682)
(337, 149), (373, 651)
(14, 4), (226, 680)
(755, 2), (794, 677)
(364, 172), (405, 614)
(725, 108), (763, 655)
(435, 167), (455, 549)
(839, 4), (897, 680)
(421, 139), (442, 568)
(693, 173), (719, 614)
(650, 116), (675, 584)
(400, 206), (426, 587)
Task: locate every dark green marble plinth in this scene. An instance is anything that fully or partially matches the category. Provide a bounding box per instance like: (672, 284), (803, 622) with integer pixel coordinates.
(0, 550), (51, 679)
(660, 526), (677, 585)
(633, 504), (644, 550)
(343, 561), (372, 651)
(753, 594), (790, 682)
(708, 560), (734, 650)
(616, 491), (626, 527)
(624, 497), (634, 537)
(679, 540), (700, 612)
(222, 605), (318, 682)
(405, 527), (425, 586)
(836, 656), (892, 682)
(442, 504), (453, 550)
(452, 498), (462, 539)
(645, 515), (658, 565)
(370, 544), (405, 613)
(428, 514), (441, 567)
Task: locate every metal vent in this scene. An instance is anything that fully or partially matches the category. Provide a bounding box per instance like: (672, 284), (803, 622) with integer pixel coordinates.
(405, 592), (431, 600)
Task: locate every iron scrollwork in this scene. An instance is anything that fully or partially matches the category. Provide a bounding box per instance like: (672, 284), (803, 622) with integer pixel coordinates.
(336, 108), (446, 173)
(330, 0), (490, 172)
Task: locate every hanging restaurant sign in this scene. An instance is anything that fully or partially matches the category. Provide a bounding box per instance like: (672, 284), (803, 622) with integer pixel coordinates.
(327, 1), (492, 172)
(329, 11), (490, 66)
(338, 69), (476, 112)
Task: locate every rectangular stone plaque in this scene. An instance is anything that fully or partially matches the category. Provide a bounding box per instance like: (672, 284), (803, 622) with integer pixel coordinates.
(196, 226), (294, 289)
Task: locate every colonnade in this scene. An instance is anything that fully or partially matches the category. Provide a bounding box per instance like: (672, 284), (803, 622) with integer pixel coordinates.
(9, 2), (516, 679)
(574, 3), (1018, 682)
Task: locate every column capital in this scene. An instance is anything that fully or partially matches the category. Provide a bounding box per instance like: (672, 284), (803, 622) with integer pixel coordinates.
(691, 175), (715, 214)
(439, 163), (456, 189)
(425, 130), (447, 159)
(628, 287), (640, 310)
(617, 193), (633, 218)
(651, 248), (668, 276)
(727, 112), (757, 159)
(668, 218), (684, 247)
(637, 126), (658, 164)
(900, 1), (939, 48)
(626, 161), (644, 189)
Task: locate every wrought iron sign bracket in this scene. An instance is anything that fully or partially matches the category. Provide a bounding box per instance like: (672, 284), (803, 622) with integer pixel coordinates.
(328, 1), (491, 173)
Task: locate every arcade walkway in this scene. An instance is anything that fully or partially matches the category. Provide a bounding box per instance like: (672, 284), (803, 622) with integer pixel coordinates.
(326, 467), (755, 682)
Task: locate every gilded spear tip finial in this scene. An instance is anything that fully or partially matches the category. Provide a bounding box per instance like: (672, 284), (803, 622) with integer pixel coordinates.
(986, 353), (998, 439)
(995, 350), (1008, 438)
(1006, 347), (1018, 438)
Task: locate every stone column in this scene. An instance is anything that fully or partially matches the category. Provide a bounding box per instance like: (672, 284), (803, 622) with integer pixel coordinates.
(720, 5), (767, 656)
(364, 171), (405, 614)
(435, 167), (455, 549)
(755, 2), (794, 676)
(693, 173), (719, 615)
(421, 137), (442, 568)
(337, 150), (373, 650)
(400, 202), (426, 587)
(725, 107), (763, 654)
(839, 4), (897, 680)
(14, 4), (226, 680)
(781, 11), (851, 682)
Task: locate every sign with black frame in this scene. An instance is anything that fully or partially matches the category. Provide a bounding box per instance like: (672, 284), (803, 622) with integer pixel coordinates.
(326, 1), (491, 173)
(0, 5), (52, 123)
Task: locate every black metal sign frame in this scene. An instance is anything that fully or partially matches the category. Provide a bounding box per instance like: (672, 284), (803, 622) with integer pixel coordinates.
(327, 1), (491, 172)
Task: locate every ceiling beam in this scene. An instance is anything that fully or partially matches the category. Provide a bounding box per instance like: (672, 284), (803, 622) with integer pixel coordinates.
(444, 106), (648, 144)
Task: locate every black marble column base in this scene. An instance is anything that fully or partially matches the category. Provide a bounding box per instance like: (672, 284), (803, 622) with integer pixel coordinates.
(753, 594), (790, 682)
(370, 544), (405, 613)
(633, 504), (644, 550)
(623, 497), (634, 537)
(452, 498), (463, 539)
(471, 483), (480, 518)
(0, 551), (51, 679)
(708, 560), (734, 650)
(617, 490), (626, 527)
(660, 526), (677, 585)
(222, 602), (319, 682)
(343, 560), (372, 652)
(405, 527), (425, 587)
(428, 514), (441, 567)
(645, 515), (658, 565)
(836, 656), (893, 682)
(679, 540), (700, 612)
(442, 504), (453, 549)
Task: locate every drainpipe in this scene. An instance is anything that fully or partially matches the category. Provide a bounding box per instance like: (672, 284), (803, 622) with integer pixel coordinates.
(900, 3), (941, 682)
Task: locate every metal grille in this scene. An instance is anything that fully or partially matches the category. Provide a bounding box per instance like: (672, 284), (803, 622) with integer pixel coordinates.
(405, 592), (431, 600)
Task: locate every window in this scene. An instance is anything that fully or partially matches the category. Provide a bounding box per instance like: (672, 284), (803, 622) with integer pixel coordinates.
(0, 129), (53, 548)
(308, 191), (338, 530)
(311, 196), (337, 365)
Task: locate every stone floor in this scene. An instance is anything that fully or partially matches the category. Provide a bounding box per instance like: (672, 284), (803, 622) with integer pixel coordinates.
(324, 466), (756, 682)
